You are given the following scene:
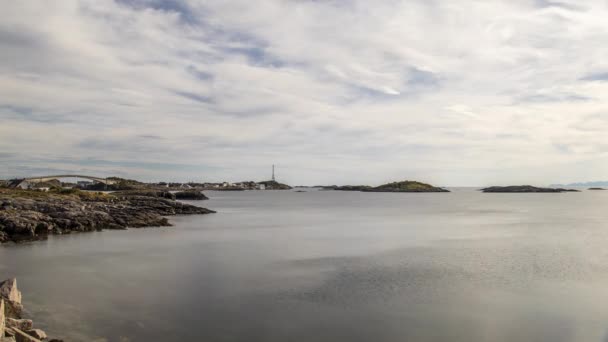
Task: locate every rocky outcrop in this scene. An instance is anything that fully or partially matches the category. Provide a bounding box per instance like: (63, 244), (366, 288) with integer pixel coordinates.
(112, 190), (176, 200)
(0, 190), (215, 243)
(257, 180), (292, 190)
(589, 187), (606, 190)
(481, 185), (580, 193)
(1, 278), (49, 342)
(363, 180), (449, 193)
(0, 280), (22, 320)
(174, 190), (209, 200)
(327, 181), (449, 193)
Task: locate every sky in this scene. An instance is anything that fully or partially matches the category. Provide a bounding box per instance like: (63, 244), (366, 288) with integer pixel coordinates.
(1, 0), (608, 186)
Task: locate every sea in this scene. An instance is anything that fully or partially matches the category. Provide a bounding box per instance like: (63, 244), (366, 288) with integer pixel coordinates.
(2, 188), (608, 342)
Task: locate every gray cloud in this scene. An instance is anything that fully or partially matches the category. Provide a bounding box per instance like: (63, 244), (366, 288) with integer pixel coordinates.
(2, 0), (608, 185)
(581, 72), (608, 82)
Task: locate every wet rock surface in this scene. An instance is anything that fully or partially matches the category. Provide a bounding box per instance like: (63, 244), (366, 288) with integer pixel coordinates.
(0, 190), (215, 243)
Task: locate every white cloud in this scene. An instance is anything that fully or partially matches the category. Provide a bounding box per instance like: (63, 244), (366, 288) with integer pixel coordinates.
(1, 0), (608, 185)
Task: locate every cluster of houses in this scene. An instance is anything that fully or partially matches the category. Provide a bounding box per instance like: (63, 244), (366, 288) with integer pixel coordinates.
(1, 179), (96, 191)
(2, 177), (289, 192)
(151, 181), (268, 190)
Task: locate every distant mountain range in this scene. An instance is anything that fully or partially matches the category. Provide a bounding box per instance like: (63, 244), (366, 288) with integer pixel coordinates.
(551, 181), (608, 187)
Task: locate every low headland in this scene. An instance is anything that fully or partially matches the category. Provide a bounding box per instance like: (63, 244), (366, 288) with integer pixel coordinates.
(0, 188), (214, 244)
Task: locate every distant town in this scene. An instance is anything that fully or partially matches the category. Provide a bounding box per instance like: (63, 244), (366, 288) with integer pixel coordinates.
(0, 176), (293, 192)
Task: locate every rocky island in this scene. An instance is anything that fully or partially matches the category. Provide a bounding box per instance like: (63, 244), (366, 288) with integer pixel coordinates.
(0, 188), (214, 244)
(330, 180), (449, 193)
(481, 185), (580, 193)
(256, 180), (292, 190)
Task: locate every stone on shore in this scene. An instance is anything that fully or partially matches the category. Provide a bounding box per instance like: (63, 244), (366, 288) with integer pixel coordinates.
(5, 319), (32, 332)
(9, 327), (43, 342)
(24, 330), (46, 340)
(0, 280), (22, 319)
(0, 300), (4, 340)
(0, 279), (21, 304)
(0, 279), (48, 342)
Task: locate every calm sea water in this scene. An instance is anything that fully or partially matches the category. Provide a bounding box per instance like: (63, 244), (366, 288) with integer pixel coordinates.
(2, 188), (608, 341)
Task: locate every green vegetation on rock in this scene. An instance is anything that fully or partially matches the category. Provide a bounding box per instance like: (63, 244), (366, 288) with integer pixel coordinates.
(257, 180), (292, 190)
(365, 180), (449, 192)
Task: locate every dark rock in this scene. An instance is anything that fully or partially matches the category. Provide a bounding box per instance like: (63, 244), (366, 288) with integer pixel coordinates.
(113, 190), (176, 200)
(589, 187), (606, 190)
(175, 190), (208, 200)
(0, 190), (215, 243)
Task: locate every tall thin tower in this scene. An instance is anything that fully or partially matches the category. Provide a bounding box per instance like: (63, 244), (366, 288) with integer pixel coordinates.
(272, 165), (275, 181)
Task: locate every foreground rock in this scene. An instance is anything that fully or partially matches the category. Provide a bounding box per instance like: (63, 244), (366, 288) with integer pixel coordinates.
(0, 189), (215, 243)
(1, 278), (58, 342)
(481, 185), (580, 193)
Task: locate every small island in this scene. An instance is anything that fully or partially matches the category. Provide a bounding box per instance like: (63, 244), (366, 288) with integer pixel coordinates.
(364, 180), (449, 192)
(330, 180), (449, 193)
(257, 180), (292, 190)
(481, 185), (580, 193)
(588, 187), (606, 191)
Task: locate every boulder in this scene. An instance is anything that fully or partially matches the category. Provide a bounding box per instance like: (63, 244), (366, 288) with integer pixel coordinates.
(2, 301), (23, 320)
(0, 279), (22, 304)
(0, 300), (4, 339)
(5, 319), (32, 332)
(9, 328), (42, 342)
(25, 329), (46, 340)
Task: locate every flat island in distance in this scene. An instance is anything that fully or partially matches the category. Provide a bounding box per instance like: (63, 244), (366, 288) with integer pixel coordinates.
(481, 185), (580, 193)
(322, 180), (450, 193)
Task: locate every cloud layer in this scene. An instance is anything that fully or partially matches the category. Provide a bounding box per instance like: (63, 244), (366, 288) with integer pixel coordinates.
(2, 0), (608, 185)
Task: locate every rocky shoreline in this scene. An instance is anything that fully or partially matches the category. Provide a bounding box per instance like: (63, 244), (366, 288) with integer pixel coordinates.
(0, 189), (215, 244)
(1, 278), (58, 342)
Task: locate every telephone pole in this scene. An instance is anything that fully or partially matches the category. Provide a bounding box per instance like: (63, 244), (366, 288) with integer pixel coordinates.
(272, 165), (275, 181)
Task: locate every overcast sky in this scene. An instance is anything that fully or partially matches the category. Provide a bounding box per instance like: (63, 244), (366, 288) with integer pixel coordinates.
(2, 0), (608, 186)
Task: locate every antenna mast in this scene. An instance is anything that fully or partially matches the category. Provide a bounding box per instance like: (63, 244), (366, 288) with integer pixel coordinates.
(272, 165), (275, 181)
